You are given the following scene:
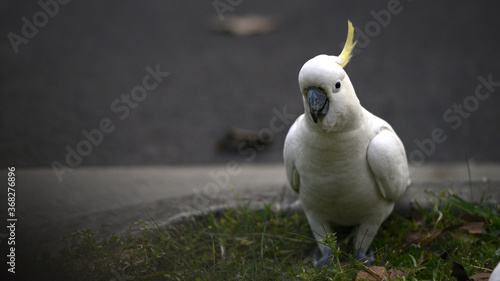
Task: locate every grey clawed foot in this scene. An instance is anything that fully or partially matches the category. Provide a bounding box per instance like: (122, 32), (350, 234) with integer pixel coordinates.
(314, 246), (375, 267)
(355, 246), (375, 267)
(313, 247), (334, 268)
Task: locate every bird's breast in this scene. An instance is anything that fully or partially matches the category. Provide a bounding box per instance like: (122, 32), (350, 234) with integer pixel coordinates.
(295, 129), (390, 225)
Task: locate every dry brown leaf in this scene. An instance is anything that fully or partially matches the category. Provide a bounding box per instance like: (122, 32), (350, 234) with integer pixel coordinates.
(355, 266), (388, 280)
(422, 229), (444, 247)
(388, 268), (406, 279)
(405, 232), (423, 245)
(406, 229), (443, 247)
(470, 272), (491, 281)
(459, 222), (484, 234)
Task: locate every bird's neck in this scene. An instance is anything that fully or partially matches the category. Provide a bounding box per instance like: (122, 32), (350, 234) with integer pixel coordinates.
(307, 104), (366, 134)
(305, 121), (370, 154)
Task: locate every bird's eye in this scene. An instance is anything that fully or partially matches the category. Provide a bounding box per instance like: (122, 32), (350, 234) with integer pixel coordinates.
(333, 81), (341, 92)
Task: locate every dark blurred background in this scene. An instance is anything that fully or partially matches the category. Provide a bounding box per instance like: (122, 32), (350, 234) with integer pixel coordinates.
(1, 0), (500, 168)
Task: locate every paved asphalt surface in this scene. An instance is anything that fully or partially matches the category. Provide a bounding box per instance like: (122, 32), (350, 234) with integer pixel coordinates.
(2, 0), (500, 169)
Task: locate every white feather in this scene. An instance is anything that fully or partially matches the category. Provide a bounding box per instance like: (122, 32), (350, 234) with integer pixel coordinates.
(367, 127), (409, 201)
(491, 262), (500, 281)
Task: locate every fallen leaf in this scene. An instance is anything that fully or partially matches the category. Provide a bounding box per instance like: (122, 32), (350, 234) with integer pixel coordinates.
(470, 272), (491, 281)
(210, 14), (281, 36)
(356, 266), (388, 280)
(422, 229), (444, 247)
(406, 229), (443, 247)
(388, 268), (406, 279)
(405, 232), (425, 245)
(459, 222), (484, 234)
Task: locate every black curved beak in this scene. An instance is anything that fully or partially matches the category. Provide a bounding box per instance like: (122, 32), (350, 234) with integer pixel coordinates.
(307, 87), (329, 123)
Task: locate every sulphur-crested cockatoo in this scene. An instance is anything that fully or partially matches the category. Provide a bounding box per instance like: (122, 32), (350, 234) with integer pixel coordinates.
(284, 21), (409, 266)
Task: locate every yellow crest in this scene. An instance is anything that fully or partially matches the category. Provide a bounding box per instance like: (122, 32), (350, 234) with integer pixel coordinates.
(338, 20), (357, 68)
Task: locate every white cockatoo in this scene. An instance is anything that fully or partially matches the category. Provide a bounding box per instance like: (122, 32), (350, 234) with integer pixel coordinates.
(490, 262), (500, 281)
(284, 21), (409, 266)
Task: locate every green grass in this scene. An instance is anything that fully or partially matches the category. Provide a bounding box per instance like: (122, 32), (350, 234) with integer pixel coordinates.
(30, 191), (499, 280)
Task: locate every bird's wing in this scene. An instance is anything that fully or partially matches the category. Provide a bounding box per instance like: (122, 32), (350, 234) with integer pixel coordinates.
(284, 117), (301, 193)
(367, 129), (409, 201)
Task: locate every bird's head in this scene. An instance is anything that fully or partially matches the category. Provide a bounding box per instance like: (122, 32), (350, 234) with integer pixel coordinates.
(298, 21), (362, 132)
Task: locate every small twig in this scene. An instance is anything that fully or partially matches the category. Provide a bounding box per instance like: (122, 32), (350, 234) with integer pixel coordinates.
(468, 264), (494, 272)
(362, 263), (384, 280)
(355, 228), (369, 259)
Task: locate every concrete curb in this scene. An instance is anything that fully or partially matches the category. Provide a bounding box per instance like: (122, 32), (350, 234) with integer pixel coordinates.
(3, 163), (499, 254)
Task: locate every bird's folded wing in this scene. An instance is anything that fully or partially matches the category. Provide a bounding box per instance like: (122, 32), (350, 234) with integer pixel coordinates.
(284, 122), (301, 193)
(367, 129), (409, 201)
